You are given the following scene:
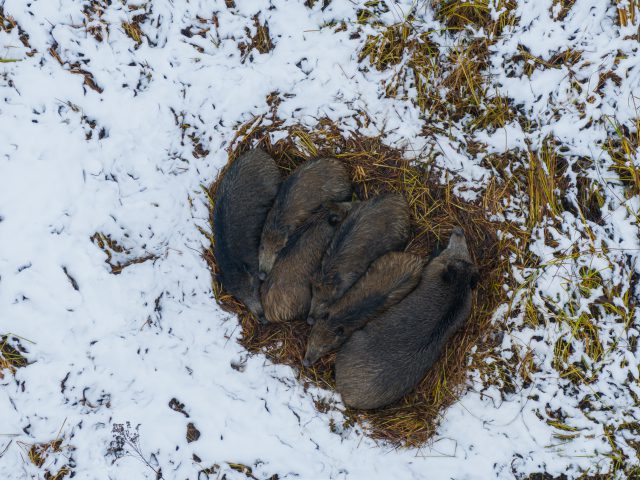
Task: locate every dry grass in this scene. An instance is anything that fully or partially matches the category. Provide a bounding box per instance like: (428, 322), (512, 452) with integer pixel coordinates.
(121, 3), (149, 47)
(238, 15), (274, 63)
(0, 335), (28, 379)
(203, 117), (517, 447)
(524, 137), (569, 229)
(90, 232), (157, 274)
(81, 0), (109, 42)
(433, 0), (517, 36)
(359, 21), (441, 114)
(357, 2), (516, 125)
(551, 0), (576, 21)
(358, 23), (493, 120)
(0, 6), (17, 33)
(513, 45), (583, 77)
(48, 43), (103, 93)
(0, 5), (33, 55)
(16, 418), (72, 479)
(122, 21), (143, 46)
(605, 116), (640, 200)
(616, 0), (639, 27)
(18, 438), (71, 480)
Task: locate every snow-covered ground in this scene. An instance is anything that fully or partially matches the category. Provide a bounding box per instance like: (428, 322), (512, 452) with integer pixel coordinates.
(1, 0), (639, 478)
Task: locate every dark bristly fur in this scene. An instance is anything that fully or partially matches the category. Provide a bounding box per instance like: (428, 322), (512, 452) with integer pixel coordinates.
(335, 227), (479, 410)
(261, 203), (352, 323)
(304, 252), (424, 366)
(259, 157), (352, 277)
(308, 193), (411, 324)
(213, 148), (281, 320)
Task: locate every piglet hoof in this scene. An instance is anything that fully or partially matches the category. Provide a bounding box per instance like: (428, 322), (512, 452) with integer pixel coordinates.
(306, 316), (315, 326)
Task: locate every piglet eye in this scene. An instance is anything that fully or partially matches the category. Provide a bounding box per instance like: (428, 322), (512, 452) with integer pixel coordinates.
(335, 326), (345, 337)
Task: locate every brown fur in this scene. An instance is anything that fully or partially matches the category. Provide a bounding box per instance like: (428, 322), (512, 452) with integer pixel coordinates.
(259, 158), (351, 277)
(304, 252), (424, 365)
(335, 227), (479, 410)
(308, 193), (411, 324)
(213, 148), (281, 320)
(261, 203), (352, 323)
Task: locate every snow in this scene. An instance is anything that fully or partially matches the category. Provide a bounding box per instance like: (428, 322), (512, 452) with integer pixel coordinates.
(1, 0), (639, 478)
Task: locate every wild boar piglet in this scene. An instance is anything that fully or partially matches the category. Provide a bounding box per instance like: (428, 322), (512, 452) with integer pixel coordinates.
(261, 203), (352, 324)
(213, 148), (281, 321)
(303, 252), (423, 366)
(335, 227), (479, 410)
(307, 193), (411, 325)
(259, 157), (351, 278)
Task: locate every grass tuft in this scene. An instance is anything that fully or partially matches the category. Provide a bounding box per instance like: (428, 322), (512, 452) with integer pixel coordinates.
(0, 6), (17, 33)
(203, 117), (517, 447)
(551, 0), (576, 20)
(358, 2), (517, 122)
(513, 45), (583, 78)
(605, 116), (640, 199)
(122, 21), (143, 46)
(90, 232), (157, 274)
(434, 0), (491, 31)
(616, 0), (639, 27)
(359, 21), (441, 114)
(81, 0), (110, 42)
(433, 0), (517, 36)
(238, 15), (274, 63)
(0, 335), (28, 379)
(0, 5), (33, 53)
(18, 422), (72, 480)
(524, 138), (568, 229)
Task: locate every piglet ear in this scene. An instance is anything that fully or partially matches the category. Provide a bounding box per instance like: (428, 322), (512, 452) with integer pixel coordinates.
(441, 264), (455, 283)
(469, 269), (479, 289)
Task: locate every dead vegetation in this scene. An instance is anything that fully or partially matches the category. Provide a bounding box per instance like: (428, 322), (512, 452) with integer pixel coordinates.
(81, 0), (110, 42)
(357, 1), (517, 127)
(433, 0), (517, 36)
(0, 335), (28, 379)
(0, 5), (35, 56)
(17, 427), (72, 480)
(512, 45), (583, 77)
(27, 441), (70, 479)
(122, 20), (144, 46)
(605, 116), (640, 200)
(238, 15), (274, 63)
(551, 0), (577, 20)
(90, 232), (157, 274)
(203, 116), (518, 446)
(48, 42), (103, 93)
(616, 0), (639, 27)
(122, 2), (155, 48)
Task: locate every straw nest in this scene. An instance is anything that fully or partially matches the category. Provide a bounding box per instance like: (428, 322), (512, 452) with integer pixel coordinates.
(204, 117), (513, 447)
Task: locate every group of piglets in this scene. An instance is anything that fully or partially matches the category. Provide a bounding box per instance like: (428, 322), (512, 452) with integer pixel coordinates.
(213, 149), (479, 410)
